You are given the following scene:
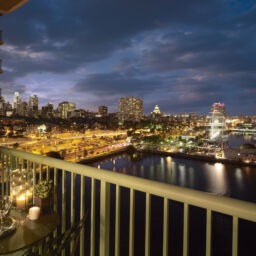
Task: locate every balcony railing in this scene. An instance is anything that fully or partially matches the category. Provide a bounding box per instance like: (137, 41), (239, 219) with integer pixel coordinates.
(1, 146), (256, 256)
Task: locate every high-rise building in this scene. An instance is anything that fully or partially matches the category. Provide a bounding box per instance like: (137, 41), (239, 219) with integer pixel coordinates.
(118, 96), (143, 122)
(13, 92), (20, 110)
(211, 102), (226, 116)
(41, 103), (54, 118)
(207, 102), (226, 141)
(16, 101), (28, 116)
(98, 106), (108, 117)
(0, 88), (5, 115)
(28, 94), (39, 116)
(58, 101), (76, 119)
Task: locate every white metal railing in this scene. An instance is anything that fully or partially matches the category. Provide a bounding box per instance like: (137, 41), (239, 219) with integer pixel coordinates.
(1, 146), (256, 256)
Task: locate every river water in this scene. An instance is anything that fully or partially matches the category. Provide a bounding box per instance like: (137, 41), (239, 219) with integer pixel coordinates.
(85, 134), (256, 256)
(90, 135), (256, 203)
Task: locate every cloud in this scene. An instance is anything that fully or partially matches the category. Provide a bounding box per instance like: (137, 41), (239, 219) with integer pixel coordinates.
(74, 72), (161, 98)
(0, 0), (255, 115)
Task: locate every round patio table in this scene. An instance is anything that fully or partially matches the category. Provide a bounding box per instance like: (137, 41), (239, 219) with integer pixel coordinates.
(0, 210), (58, 255)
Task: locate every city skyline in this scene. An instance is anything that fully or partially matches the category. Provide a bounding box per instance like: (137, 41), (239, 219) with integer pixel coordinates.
(0, 89), (233, 117)
(1, 1), (255, 115)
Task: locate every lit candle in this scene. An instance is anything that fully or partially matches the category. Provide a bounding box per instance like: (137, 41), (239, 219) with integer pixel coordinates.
(26, 190), (33, 202)
(28, 206), (40, 220)
(16, 194), (26, 209)
(11, 190), (16, 197)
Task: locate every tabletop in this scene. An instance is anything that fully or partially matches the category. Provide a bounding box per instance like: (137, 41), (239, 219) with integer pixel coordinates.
(0, 210), (58, 255)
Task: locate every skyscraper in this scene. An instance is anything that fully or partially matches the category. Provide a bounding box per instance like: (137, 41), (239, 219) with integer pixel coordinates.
(13, 91), (20, 109)
(58, 101), (76, 119)
(0, 88), (5, 115)
(29, 94), (39, 116)
(207, 102), (226, 141)
(41, 103), (54, 118)
(211, 102), (226, 116)
(98, 106), (108, 117)
(118, 96), (143, 122)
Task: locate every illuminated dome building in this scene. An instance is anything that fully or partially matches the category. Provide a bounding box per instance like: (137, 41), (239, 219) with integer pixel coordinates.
(152, 105), (161, 115)
(150, 105), (163, 122)
(207, 102), (227, 141)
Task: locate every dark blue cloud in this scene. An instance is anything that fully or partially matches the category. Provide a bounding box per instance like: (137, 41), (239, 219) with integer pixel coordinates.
(0, 0), (255, 115)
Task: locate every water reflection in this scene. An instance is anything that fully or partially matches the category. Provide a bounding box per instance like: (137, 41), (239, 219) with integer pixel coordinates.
(89, 152), (256, 202)
(188, 167), (195, 187)
(213, 163), (227, 195)
(178, 163), (186, 187)
(235, 168), (243, 191)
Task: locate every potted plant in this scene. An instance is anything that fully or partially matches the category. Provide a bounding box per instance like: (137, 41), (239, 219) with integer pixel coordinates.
(34, 179), (53, 214)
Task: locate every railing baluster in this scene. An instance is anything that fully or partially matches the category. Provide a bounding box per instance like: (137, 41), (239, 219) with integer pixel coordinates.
(183, 203), (189, 256)
(145, 193), (151, 256)
(129, 188), (135, 256)
(163, 197), (169, 256)
(70, 172), (75, 254)
(206, 209), (212, 256)
(39, 163), (42, 180)
(100, 180), (110, 256)
(46, 166), (50, 180)
(32, 162), (36, 204)
(115, 185), (120, 256)
(80, 175), (85, 255)
(232, 216), (238, 256)
(90, 178), (96, 256)
(10, 155), (16, 173)
(53, 167), (58, 213)
(5, 161), (9, 196)
(71, 173), (75, 224)
(52, 166), (58, 243)
(61, 169), (66, 256)
(1, 152), (4, 196)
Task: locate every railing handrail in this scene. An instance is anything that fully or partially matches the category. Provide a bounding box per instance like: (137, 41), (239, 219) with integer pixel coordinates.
(1, 146), (256, 222)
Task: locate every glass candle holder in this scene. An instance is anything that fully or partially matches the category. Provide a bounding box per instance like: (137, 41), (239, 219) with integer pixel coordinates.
(11, 167), (33, 211)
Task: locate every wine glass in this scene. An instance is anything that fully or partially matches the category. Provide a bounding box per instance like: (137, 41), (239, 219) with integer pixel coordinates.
(0, 195), (12, 231)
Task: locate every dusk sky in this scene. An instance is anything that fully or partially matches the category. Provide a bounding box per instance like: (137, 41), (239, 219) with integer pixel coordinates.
(1, 0), (255, 115)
